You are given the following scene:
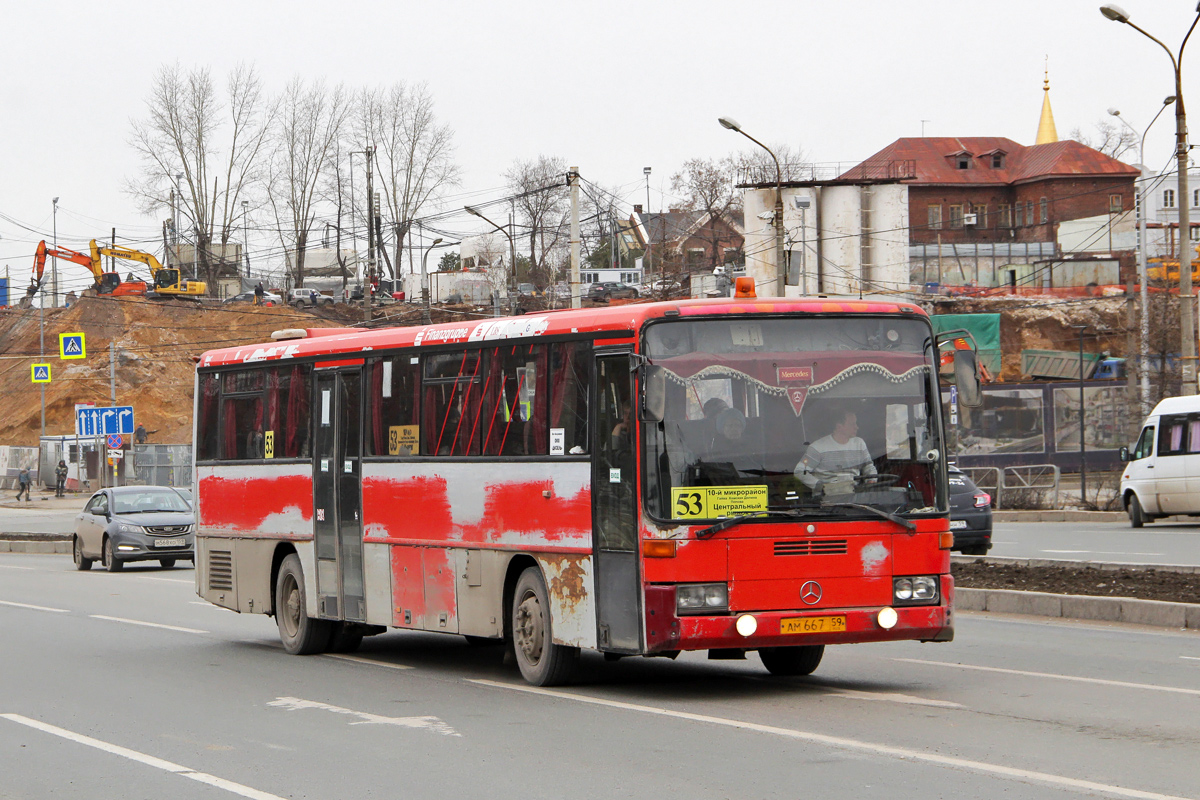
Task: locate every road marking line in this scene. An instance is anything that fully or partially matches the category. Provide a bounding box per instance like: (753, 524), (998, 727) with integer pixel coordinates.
(1041, 549), (1091, 554)
(893, 658), (1200, 697)
(0, 600), (69, 613)
(825, 688), (963, 708)
(140, 576), (193, 584)
(0, 564), (35, 570)
(0, 713), (285, 800)
(1182, 656), (1200, 662)
(89, 615), (206, 634)
(468, 679), (1193, 800)
(323, 653), (413, 670)
(267, 697), (457, 736)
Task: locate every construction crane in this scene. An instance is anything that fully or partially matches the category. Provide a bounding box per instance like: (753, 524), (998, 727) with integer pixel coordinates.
(19, 240), (146, 308)
(90, 240), (207, 298)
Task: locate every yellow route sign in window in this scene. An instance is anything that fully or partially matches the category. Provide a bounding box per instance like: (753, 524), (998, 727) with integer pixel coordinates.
(264, 430), (275, 459)
(389, 425), (419, 455)
(671, 485), (768, 520)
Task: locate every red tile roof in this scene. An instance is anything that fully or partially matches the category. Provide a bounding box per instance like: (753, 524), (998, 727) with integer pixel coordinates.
(839, 137), (1138, 186)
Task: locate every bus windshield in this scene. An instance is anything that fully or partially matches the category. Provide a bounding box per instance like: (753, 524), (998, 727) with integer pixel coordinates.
(641, 316), (945, 522)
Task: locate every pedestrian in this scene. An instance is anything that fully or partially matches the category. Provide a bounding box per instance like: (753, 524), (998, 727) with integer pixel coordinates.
(254, 281), (265, 306)
(135, 423), (148, 444)
(309, 289), (318, 305)
(54, 460), (68, 498)
(15, 467), (31, 502)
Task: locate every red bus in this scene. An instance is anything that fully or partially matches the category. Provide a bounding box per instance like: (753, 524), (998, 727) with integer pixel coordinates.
(194, 286), (971, 685)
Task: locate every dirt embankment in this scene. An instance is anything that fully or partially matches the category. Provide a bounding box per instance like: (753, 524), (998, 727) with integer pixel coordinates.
(953, 560), (1200, 604)
(0, 296), (352, 446)
(935, 296), (1131, 381)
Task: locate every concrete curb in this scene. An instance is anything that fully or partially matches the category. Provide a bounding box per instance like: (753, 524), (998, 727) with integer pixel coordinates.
(951, 555), (1200, 575)
(993, 510), (1126, 522)
(957, 588), (1200, 630)
(0, 540), (70, 554)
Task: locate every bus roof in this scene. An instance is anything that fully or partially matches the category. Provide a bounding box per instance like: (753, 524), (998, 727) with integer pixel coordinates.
(198, 295), (929, 369)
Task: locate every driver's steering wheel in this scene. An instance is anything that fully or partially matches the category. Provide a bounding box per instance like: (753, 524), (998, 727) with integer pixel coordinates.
(854, 473), (900, 489)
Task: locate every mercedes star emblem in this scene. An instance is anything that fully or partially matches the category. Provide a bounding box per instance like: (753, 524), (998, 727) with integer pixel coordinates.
(800, 581), (822, 605)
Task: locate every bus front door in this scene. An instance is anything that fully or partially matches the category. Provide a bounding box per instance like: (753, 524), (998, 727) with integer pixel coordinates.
(593, 353), (642, 652)
(313, 369), (366, 622)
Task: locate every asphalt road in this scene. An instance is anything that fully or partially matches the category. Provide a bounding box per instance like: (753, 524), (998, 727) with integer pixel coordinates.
(2, 552), (1199, 800)
(991, 520), (1200, 566)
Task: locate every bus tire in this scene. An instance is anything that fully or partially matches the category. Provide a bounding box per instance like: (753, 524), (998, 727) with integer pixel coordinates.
(1128, 494), (1145, 528)
(326, 623), (364, 653)
(275, 554), (331, 655)
(512, 566), (579, 686)
(759, 645), (824, 676)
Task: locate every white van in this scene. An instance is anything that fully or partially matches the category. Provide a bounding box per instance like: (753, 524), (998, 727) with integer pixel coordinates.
(1119, 396), (1200, 527)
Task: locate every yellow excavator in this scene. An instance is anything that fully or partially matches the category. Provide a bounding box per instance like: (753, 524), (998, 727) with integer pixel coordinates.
(89, 240), (207, 298)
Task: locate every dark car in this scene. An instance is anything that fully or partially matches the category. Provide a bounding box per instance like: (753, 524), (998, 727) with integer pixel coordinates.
(948, 466), (993, 555)
(73, 486), (195, 571)
(588, 282), (639, 302)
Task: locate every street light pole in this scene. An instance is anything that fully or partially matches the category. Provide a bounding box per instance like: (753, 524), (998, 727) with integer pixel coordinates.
(719, 116), (785, 296)
(643, 166), (652, 284)
(1073, 324), (1089, 506)
(1109, 97), (1175, 410)
(420, 237), (443, 325)
(51, 197), (59, 308)
(1102, 3), (1200, 394)
(466, 205), (517, 314)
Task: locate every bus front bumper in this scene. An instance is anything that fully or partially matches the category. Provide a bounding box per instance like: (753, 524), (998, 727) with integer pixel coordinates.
(644, 583), (954, 653)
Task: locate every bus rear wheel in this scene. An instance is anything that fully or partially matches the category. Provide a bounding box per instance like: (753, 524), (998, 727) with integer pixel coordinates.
(275, 554), (332, 655)
(759, 645), (824, 676)
(511, 567), (578, 686)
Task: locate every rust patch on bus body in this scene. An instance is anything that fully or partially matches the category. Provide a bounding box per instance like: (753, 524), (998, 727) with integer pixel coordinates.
(545, 555), (587, 611)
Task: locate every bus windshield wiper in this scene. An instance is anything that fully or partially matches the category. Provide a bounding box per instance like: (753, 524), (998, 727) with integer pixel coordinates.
(819, 501), (916, 532)
(694, 509), (817, 540)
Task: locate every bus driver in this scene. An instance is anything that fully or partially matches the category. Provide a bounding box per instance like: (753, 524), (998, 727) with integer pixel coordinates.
(795, 409), (877, 496)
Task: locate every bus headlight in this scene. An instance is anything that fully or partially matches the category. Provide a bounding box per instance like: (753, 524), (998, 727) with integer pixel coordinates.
(893, 575), (939, 605)
(676, 583), (729, 614)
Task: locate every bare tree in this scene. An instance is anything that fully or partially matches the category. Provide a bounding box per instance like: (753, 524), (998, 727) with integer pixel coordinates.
(670, 157), (742, 271)
(731, 142), (810, 182)
(128, 63), (273, 292)
(357, 83), (460, 281)
(504, 156), (570, 286)
(1070, 120), (1138, 161)
(265, 77), (350, 288)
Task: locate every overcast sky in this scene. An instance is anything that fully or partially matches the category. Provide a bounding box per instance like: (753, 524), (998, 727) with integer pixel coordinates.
(2, 0), (1197, 295)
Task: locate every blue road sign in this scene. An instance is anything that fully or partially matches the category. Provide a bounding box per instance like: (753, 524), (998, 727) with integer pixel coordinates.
(59, 332), (86, 360)
(32, 364), (51, 383)
(76, 405), (134, 436)
(107, 433), (122, 449)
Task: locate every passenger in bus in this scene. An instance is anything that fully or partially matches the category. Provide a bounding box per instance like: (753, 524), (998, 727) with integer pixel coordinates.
(610, 402), (633, 453)
(794, 409), (876, 495)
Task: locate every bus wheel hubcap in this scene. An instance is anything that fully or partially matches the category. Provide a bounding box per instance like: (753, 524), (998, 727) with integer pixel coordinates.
(285, 582), (301, 634)
(515, 595), (543, 663)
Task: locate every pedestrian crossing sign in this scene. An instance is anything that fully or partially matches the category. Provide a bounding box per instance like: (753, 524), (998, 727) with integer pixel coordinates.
(32, 364), (51, 383)
(59, 332), (86, 360)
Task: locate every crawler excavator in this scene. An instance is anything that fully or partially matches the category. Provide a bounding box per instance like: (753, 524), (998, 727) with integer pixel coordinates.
(18, 240), (146, 308)
(90, 240), (206, 298)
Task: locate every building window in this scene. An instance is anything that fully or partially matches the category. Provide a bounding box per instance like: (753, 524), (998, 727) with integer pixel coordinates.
(948, 204), (964, 229)
(974, 205), (988, 228)
(1025, 202), (1034, 226)
(1110, 194), (1124, 214)
(956, 155), (970, 170)
(686, 248), (706, 268)
(1014, 204), (1024, 227)
(1039, 197), (1048, 224)
(1164, 189), (1176, 208)
(991, 153), (1005, 169)
(998, 204), (1011, 228)
(1191, 226), (1200, 242)
(1194, 189), (1200, 208)
(927, 204), (942, 230)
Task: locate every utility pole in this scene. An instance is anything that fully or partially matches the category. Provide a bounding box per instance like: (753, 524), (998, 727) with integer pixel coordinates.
(364, 146), (375, 322)
(110, 228), (116, 274)
(569, 166), (581, 308)
(109, 341), (116, 406)
(643, 167), (652, 284)
(51, 197), (59, 308)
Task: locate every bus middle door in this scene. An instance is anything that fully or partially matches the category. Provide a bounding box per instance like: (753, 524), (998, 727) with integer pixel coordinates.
(313, 368), (366, 622)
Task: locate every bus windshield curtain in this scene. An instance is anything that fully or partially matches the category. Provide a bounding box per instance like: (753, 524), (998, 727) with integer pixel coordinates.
(533, 346), (548, 452)
(371, 361), (384, 455)
(265, 369), (281, 446)
(482, 354), (507, 455)
(223, 398), (238, 458)
(199, 375), (219, 460)
(468, 353), (500, 453)
(550, 344), (573, 428)
(449, 351), (484, 455)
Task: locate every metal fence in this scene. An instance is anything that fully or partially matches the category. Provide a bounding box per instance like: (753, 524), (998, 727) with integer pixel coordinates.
(959, 463), (1060, 510)
(132, 444), (193, 488)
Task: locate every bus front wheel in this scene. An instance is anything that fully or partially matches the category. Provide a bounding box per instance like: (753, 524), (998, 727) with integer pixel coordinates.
(511, 567), (578, 686)
(759, 645), (824, 676)
(275, 554), (332, 655)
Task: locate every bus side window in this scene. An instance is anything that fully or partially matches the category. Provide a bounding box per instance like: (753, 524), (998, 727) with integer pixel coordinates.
(197, 373), (220, 461)
(265, 364), (311, 458)
(368, 356), (420, 456)
(221, 369), (266, 460)
(423, 350), (487, 456)
(550, 341), (590, 455)
(1158, 415), (1188, 456)
(482, 344), (548, 456)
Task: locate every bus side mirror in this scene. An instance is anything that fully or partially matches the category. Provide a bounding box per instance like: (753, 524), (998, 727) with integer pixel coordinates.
(641, 365), (666, 423)
(1118, 446), (1129, 463)
(954, 350), (983, 408)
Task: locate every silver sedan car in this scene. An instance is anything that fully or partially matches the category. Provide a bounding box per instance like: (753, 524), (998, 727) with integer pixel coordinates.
(73, 486), (195, 571)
